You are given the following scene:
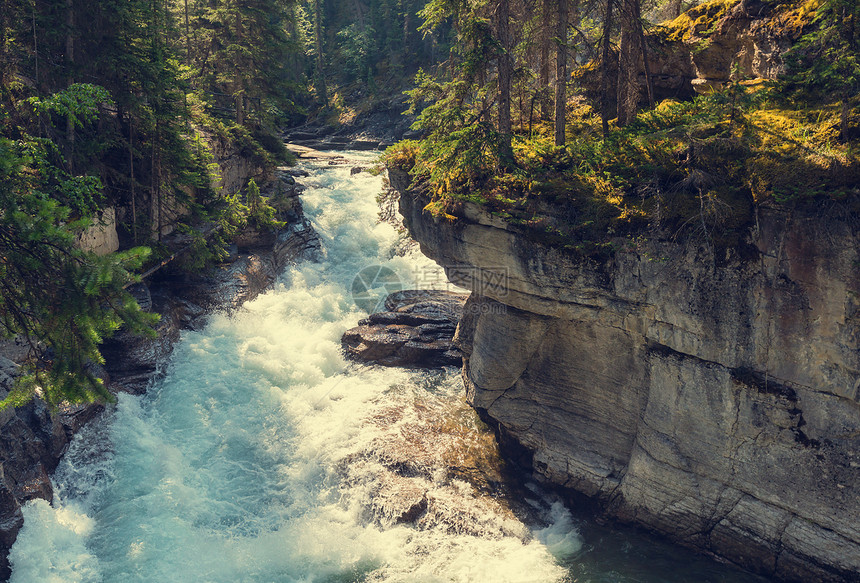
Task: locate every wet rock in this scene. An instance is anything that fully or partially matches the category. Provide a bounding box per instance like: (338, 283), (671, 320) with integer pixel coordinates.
(339, 383), (536, 542)
(233, 228), (278, 251)
(287, 131), (320, 141)
(350, 166), (364, 175)
(342, 290), (468, 367)
(285, 144), (346, 161)
(126, 282), (152, 312)
(274, 219), (321, 266)
(347, 139), (382, 151)
(0, 466), (22, 580)
(58, 402), (105, 438)
(369, 475), (429, 525)
(102, 306), (181, 394)
(385, 290), (468, 322)
(0, 359), (89, 578)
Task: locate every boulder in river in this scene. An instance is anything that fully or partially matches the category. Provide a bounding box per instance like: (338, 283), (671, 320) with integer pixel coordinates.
(342, 290), (468, 367)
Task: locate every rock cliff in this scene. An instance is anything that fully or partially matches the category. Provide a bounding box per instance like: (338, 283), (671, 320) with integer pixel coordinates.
(578, 0), (821, 108)
(396, 173), (860, 582)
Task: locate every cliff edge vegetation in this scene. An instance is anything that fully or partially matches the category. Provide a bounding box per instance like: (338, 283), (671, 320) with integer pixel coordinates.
(388, 0), (859, 256)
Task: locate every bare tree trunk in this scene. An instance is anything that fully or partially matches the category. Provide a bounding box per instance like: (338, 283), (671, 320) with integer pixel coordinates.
(151, 126), (159, 241)
(539, 0), (553, 120)
(402, 0), (412, 52)
(352, 0), (365, 27)
(617, 0), (640, 126)
(554, 0), (569, 146)
(65, 0), (75, 170)
(839, 3), (853, 142)
(157, 121), (162, 240)
(637, 0), (655, 109)
(32, 2), (38, 91)
(129, 115), (137, 244)
(497, 0), (514, 166)
(184, 0), (191, 64)
(235, 9), (245, 125)
(314, 0), (327, 105)
(0, 0), (11, 89)
(601, 0), (614, 136)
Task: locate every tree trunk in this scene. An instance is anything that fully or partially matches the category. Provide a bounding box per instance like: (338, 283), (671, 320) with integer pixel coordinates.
(0, 0), (11, 90)
(617, 0), (640, 126)
(637, 0), (655, 109)
(129, 115), (137, 245)
(402, 0), (411, 53)
(539, 0), (552, 120)
(601, 0), (614, 136)
(554, 0), (569, 146)
(235, 9), (245, 124)
(32, 2), (38, 90)
(184, 0), (191, 64)
(150, 120), (162, 241)
(157, 121), (162, 240)
(497, 0), (514, 166)
(352, 0), (365, 27)
(65, 0), (75, 170)
(314, 0), (327, 105)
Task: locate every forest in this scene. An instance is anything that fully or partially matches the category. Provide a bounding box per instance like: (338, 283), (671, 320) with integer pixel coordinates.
(0, 0), (858, 407)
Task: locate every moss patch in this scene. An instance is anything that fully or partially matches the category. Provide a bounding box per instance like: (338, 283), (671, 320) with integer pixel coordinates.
(661, 0), (741, 43)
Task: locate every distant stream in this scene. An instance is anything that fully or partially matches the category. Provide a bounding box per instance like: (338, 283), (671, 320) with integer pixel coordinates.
(9, 152), (763, 583)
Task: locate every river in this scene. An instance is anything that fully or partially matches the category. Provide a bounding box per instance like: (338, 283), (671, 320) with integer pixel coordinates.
(8, 152), (763, 583)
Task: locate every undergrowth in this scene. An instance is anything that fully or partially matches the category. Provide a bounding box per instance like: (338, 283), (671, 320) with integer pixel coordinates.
(386, 80), (859, 257)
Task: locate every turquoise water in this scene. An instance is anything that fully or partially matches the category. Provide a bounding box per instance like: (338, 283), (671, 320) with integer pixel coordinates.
(9, 154), (761, 583)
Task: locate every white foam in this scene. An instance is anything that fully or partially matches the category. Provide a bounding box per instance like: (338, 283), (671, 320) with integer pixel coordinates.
(9, 155), (572, 583)
(536, 502), (583, 562)
(9, 499), (101, 583)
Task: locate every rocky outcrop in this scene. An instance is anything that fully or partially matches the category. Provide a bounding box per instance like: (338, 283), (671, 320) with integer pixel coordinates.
(284, 94), (420, 150)
(77, 207), (120, 256)
(0, 358), (106, 579)
(207, 131), (270, 197)
(342, 290), (467, 367)
(578, 0), (820, 110)
(398, 183), (860, 582)
(658, 0), (815, 93)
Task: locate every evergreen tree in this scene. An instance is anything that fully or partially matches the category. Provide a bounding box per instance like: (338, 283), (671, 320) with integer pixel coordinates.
(0, 87), (158, 410)
(782, 0), (859, 141)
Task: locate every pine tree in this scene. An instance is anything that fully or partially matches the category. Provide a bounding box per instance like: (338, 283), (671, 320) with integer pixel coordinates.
(783, 0), (859, 141)
(0, 88), (158, 409)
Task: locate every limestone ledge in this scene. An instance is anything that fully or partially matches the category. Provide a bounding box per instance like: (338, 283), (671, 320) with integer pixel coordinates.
(398, 183), (860, 583)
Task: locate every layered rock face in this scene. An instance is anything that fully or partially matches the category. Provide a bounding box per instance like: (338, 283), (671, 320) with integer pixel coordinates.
(398, 184), (860, 582)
